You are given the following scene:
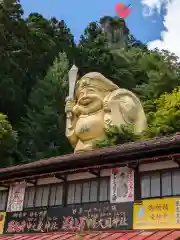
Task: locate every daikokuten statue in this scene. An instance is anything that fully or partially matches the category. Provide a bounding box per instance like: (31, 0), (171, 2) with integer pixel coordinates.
(65, 66), (147, 152)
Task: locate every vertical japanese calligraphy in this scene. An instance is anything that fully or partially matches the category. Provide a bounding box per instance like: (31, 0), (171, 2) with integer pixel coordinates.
(110, 167), (134, 203)
(6, 182), (26, 212)
(4, 209), (47, 233)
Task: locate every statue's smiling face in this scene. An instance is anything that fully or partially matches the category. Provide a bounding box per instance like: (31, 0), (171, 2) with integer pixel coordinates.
(74, 79), (107, 116)
(78, 87), (100, 106)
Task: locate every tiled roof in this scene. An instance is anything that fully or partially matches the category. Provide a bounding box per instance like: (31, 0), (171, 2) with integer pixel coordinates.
(0, 134), (179, 177)
(0, 230), (180, 240)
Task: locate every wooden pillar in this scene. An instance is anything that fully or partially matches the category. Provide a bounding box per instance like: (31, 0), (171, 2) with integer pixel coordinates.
(134, 163), (141, 201)
(62, 176), (68, 207)
(97, 175), (101, 203)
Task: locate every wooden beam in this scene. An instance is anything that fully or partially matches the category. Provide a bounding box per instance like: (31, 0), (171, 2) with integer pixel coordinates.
(55, 174), (67, 182)
(0, 184), (8, 189)
(88, 169), (100, 177)
(127, 162), (139, 170)
(173, 157), (180, 167)
(25, 179), (37, 185)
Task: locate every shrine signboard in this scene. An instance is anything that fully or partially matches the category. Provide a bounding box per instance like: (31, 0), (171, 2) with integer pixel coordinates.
(4, 208), (47, 233)
(48, 202), (133, 231)
(3, 202), (133, 234)
(133, 198), (180, 229)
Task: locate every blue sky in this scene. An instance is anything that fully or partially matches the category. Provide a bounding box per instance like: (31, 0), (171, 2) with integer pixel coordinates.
(20, 0), (165, 44)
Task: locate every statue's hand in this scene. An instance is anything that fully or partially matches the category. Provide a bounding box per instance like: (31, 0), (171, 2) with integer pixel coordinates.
(65, 99), (75, 114)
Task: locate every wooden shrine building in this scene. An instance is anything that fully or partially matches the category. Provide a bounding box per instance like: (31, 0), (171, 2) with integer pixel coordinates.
(0, 134), (180, 239)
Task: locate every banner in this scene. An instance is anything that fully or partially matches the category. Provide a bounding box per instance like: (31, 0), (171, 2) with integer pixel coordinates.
(133, 198), (180, 229)
(0, 212), (6, 234)
(110, 167), (134, 203)
(6, 182), (26, 212)
(3, 203), (133, 234)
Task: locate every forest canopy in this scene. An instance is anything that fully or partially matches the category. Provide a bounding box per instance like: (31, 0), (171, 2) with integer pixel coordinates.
(0, 0), (180, 167)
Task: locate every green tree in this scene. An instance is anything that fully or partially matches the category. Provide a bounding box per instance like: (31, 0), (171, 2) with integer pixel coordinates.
(0, 0), (29, 124)
(18, 52), (72, 163)
(0, 113), (17, 167)
(77, 21), (140, 90)
(25, 14), (75, 85)
(0, 1), (75, 126)
(143, 87), (180, 138)
(134, 49), (180, 101)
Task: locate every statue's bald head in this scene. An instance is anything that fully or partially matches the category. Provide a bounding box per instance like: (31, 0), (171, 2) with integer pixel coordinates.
(75, 72), (118, 99)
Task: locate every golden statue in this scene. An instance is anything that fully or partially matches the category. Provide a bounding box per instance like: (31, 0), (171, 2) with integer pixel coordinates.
(65, 66), (147, 152)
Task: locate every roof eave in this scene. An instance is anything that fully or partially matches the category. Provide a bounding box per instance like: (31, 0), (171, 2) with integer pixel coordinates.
(0, 134), (179, 182)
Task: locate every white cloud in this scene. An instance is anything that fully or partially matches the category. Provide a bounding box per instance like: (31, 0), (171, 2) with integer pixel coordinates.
(142, 5), (154, 16)
(141, 0), (180, 58)
(142, 0), (168, 12)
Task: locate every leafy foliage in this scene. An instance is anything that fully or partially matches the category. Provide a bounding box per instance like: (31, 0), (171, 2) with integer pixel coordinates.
(135, 50), (180, 100)
(18, 52), (72, 163)
(76, 21), (145, 90)
(0, 0), (74, 125)
(143, 87), (180, 138)
(0, 113), (17, 167)
(94, 125), (138, 149)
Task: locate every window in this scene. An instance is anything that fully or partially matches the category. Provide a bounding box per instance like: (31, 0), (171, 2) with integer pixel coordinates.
(67, 184), (76, 205)
(141, 169), (180, 199)
(150, 172), (160, 197)
(24, 184), (63, 208)
(49, 185), (63, 206)
(24, 178), (110, 208)
(35, 185), (49, 207)
(99, 179), (109, 202)
(67, 178), (109, 205)
(0, 190), (8, 210)
(81, 182), (89, 203)
(141, 175), (150, 198)
(24, 187), (35, 208)
(162, 172), (171, 196)
(172, 170), (180, 195)
(90, 181), (98, 202)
